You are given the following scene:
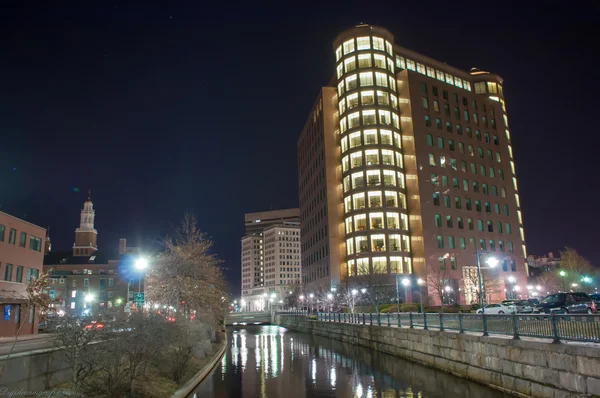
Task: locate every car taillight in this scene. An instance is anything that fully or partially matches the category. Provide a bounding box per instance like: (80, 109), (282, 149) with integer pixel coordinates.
(592, 302), (597, 311)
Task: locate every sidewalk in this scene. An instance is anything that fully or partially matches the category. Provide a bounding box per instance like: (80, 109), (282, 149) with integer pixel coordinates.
(0, 333), (54, 344)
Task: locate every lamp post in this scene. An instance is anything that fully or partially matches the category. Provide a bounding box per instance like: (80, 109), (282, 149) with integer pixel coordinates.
(134, 257), (149, 293)
(559, 270), (566, 292)
(475, 249), (498, 313)
(417, 278), (424, 313)
(582, 276), (592, 293)
(309, 293), (314, 313)
(401, 278), (410, 313)
(327, 293), (333, 312)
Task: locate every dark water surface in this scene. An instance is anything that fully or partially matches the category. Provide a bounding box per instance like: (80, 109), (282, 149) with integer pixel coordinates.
(189, 325), (508, 397)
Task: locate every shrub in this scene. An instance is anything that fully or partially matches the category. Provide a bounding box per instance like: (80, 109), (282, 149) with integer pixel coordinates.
(307, 315), (318, 320)
(400, 304), (419, 313)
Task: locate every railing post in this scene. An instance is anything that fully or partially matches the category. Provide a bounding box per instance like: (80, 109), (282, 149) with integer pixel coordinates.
(338, 313), (341, 323)
(439, 312), (445, 332)
(387, 313), (391, 327)
(551, 314), (561, 344)
(377, 313), (381, 326)
(397, 312), (401, 328)
(459, 313), (464, 333)
(362, 313), (366, 325)
(423, 312), (428, 330)
(409, 312), (414, 329)
(370, 313), (373, 325)
(512, 313), (520, 340)
(344, 313), (346, 323)
(482, 314), (489, 337)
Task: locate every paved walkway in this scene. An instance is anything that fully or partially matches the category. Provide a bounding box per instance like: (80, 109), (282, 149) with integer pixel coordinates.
(0, 333), (55, 356)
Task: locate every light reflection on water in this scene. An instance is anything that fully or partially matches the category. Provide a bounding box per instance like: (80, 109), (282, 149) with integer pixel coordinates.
(189, 325), (510, 398)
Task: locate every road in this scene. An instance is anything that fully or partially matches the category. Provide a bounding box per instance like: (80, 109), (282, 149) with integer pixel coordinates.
(0, 334), (55, 356)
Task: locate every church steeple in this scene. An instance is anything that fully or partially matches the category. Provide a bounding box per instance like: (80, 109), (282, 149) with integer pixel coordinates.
(73, 190), (98, 256)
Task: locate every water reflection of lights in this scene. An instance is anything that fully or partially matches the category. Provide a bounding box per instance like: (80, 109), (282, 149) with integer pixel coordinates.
(311, 358), (317, 383)
(356, 383), (364, 398)
(330, 367), (336, 388)
(240, 333), (247, 370)
(366, 385), (374, 398)
(255, 335), (261, 370)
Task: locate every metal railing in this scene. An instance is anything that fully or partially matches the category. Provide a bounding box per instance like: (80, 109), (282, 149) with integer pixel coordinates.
(278, 310), (600, 343)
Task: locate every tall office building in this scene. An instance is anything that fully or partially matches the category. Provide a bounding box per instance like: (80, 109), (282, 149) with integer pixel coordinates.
(298, 24), (527, 304)
(241, 209), (301, 310)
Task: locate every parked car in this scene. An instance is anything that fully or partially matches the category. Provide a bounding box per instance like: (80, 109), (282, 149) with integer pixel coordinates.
(526, 298), (540, 306)
(590, 293), (600, 306)
(476, 303), (517, 314)
(501, 300), (534, 313)
(534, 292), (597, 314)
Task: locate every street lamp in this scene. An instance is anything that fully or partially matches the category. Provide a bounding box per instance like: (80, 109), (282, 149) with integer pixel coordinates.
(559, 270), (567, 292)
(351, 289), (358, 296)
(398, 278), (410, 314)
(309, 293), (314, 313)
(361, 288), (367, 294)
(134, 257), (149, 295)
(417, 278), (424, 313)
(85, 293), (94, 302)
(475, 250), (498, 313)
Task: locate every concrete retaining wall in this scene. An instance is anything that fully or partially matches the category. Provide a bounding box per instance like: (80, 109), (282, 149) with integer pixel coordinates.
(0, 348), (70, 391)
(276, 315), (600, 397)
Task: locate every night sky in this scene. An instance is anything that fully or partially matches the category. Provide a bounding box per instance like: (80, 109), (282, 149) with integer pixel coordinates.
(1, 1), (599, 295)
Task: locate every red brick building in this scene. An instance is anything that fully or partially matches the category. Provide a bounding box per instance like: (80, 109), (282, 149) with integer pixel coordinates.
(0, 211), (46, 337)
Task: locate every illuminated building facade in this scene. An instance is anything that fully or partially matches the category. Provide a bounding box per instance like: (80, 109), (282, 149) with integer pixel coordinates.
(241, 209), (301, 311)
(298, 24), (527, 304)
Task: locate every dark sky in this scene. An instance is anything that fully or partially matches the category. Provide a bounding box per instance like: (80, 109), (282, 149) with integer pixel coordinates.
(1, 1), (599, 295)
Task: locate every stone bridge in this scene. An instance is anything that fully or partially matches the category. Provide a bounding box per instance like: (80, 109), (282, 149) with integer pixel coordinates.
(225, 311), (272, 326)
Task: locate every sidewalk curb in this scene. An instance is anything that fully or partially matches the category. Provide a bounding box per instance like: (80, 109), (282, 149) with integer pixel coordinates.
(171, 336), (227, 398)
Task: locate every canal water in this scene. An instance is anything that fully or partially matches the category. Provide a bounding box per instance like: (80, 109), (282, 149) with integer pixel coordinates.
(189, 325), (508, 397)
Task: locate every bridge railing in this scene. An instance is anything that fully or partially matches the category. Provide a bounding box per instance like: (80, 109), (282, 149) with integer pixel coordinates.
(304, 312), (600, 343)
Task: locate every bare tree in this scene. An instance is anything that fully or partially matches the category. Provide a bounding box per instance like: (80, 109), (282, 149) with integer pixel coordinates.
(536, 270), (561, 294)
(53, 316), (102, 393)
(427, 266), (454, 313)
(283, 283), (302, 310)
(147, 213), (229, 322)
(354, 261), (389, 313)
(463, 266), (503, 305)
(338, 284), (361, 314)
(0, 271), (51, 381)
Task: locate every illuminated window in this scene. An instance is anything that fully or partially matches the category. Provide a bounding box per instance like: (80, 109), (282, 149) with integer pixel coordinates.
(358, 54), (372, 68)
(445, 74), (453, 84)
(343, 176), (350, 192)
(390, 257), (402, 273)
(361, 90), (374, 105)
(385, 40), (393, 55)
(346, 74), (358, 90)
(342, 155), (349, 172)
(474, 82), (486, 94)
(437, 235), (444, 248)
(487, 82), (498, 94)
(343, 39), (355, 55)
(512, 177), (518, 191)
(371, 234), (386, 251)
(337, 63), (343, 79)
(368, 191), (382, 208)
(356, 36), (370, 50)
(344, 57), (356, 73)
(417, 63), (426, 74)
(356, 237), (368, 254)
(363, 110), (376, 125)
(348, 259), (356, 276)
(349, 132), (361, 148)
(426, 134), (433, 146)
(359, 72), (373, 86)
(399, 193), (407, 209)
(345, 218), (353, 234)
(383, 170), (396, 186)
(436, 70), (444, 81)
(448, 236), (455, 249)
(348, 112), (360, 128)
(388, 234), (401, 251)
(365, 149), (379, 165)
(353, 193), (365, 210)
(350, 151), (363, 168)
(382, 149), (394, 165)
(378, 110), (391, 125)
(372, 37), (384, 51)
(374, 54), (386, 68)
(370, 213), (384, 229)
(346, 237), (354, 255)
(335, 46), (342, 61)
(496, 152), (502, 163)
(340, 118), (347, 133)
(397, 172), (405, 188)
(395, 55), (405, 69)
(377, 90), (390, 105)
(454, 77), (463, 88)
(354, 214), (367, 231)
(426, 66), (435, 78)
(380, 129), (392, 145)
(367, 170), (381, 186)
(375, 72), (388, 87)
(344, 196), (352, 212)
(338, 81), (345, 96)
(364, 129), (377, 144)
(339, 98), (346, 114)
(395, 151), (403, 167)
(352, 172), (364, 189)
(390, 94), (398, 109)
(385, 191), (397, 207)
(422, 97), (429, 109)
(387, 58), (394, 73)
(386, 212), (400, 229)
(515, 193), (520, 207)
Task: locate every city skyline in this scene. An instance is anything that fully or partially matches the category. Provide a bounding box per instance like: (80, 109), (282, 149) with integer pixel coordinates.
(1, 2), (598, 294)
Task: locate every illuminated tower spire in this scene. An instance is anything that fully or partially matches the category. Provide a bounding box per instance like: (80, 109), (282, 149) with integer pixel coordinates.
(73, 190), (98, 256)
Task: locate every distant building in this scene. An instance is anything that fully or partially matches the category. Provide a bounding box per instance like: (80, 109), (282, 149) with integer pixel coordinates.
(0, 211), (46, 337)
(44, 195), (142, 316)
(241, 209), (301, 311)
(527, 252), (560, 278)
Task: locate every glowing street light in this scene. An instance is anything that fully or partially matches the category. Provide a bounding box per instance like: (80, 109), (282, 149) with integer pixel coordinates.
(85, 293), (95, 302)
(444, 286), (453, 293)
(299, 295), (305, 301)
(401, 278), (410, 287)
(116, 298), (122, 305)
(486, 257), (499, 268)
(351, 289), (358, 296)
(507, 276), (516, 284)
(559, 270), (567, 292)
(270, 293), (276, 299)
(327, 293), (333, 300)
(134, 257), (148, 270)
(361, 288), (367, 294)
(535, 285), (542, 291)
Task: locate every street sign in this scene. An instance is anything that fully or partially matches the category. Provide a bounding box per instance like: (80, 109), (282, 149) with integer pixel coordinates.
(3, 305), (11, 321)
(134, 293), (144, 310)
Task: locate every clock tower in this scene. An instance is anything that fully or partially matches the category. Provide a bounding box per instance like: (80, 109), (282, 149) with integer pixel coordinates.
(73, 190), (98, 256)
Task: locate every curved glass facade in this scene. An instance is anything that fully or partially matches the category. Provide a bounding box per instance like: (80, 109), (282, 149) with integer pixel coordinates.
(334, 33), (412, 278)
